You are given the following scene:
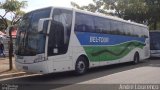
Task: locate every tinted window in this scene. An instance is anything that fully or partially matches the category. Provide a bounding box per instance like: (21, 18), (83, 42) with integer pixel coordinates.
(30, 8), (51, 32)
(94, 17), (111, 34)
(110, 20), (124, 35)
(118, 22), (125, 35)
(122, 23), (131, 36)
(135, 26), (143, 37)
(48, 9), (72, 56)
(75, 13), (95, 32)
(16, 7), (51, 56)
(110, 20), (118, 34)
(150, 32), (160, 50)
(143, 27), (149, 38)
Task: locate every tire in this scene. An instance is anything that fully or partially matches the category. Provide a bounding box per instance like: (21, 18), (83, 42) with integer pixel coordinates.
(133, 52), (140, 64)
(75, 56), (88, 75)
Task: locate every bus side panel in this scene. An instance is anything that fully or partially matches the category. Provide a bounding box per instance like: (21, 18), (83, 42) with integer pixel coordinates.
(70, 29), (100, 69)
(75, 32), (146, 61)
(48, 54), (73, 73)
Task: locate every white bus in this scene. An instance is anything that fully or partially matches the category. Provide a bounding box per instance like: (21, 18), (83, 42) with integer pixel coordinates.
(150, 30), (160, 57)
(15, 7), (150, 74)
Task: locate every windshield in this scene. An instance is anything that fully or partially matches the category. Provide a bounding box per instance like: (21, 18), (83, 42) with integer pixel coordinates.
(150, 32), (160, 50)
(15, 7), (51, 56)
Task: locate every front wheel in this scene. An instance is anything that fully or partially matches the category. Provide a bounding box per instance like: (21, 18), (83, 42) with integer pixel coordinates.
(75, 57), (88, 75)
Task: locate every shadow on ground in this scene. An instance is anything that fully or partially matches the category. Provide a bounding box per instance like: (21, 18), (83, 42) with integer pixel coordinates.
(0, 60), (154, 90)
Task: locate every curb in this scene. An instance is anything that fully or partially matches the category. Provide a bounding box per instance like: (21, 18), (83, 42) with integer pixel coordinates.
(0, 72), (27, 79)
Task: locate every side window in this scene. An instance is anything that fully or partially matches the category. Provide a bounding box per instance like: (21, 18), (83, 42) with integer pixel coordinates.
(134, 26), (138, 37)
(118, 22), (125, 35)
(94, 17), (111, 34)
(142, 27), (149, 38)
(31, 8), (51, 32)
(136, 26), (143, 37)
(132, 25), (138, 37)
(122, 23), (127, 36)
(75, 13), (95, 32)
(133, 25), (144, 37)
(48, 9), (72, 56)
(123, 23), (128, 36)
(110, 20), (122, 35)
(129, 24), (134, 36)
(110, 20), (117, 34)
(124, 24), (133, 36)
(121, 22), (126, 36)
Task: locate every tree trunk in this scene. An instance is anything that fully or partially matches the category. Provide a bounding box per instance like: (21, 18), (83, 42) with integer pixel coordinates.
(9, 26), (13, 70)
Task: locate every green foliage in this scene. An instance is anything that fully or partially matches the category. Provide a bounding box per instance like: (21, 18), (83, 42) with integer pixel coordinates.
(0, 19), (6, 30)
(2, 0), (27, 12)
(71, 0), (160, 30)
(71, 0), (108, 14)
(145, 0), (160, 30)
(0, 0), (27, 30)
(0, 19), (10, 30)
(121, 0), (148, 23)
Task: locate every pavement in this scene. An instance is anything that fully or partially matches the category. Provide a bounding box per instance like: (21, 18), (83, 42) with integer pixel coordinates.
(54, 66), (160, 90)
(0, 58), (160, 90)
(0, 57), (29, 80)
(79, 66), (160, 84)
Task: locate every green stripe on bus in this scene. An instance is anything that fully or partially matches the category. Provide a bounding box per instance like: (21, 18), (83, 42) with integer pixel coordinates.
(83, 41), (145, 62)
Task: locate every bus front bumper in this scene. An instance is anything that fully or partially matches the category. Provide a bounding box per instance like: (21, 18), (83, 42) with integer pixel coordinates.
(15, 61), (49, 74)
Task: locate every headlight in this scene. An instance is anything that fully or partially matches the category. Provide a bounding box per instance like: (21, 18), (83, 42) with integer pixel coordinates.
(34, 55), (45, 63)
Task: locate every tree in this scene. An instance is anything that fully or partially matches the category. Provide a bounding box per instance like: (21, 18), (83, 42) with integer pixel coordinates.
(71, 0), (160, 29)
(0, 19), (7, 30)
(120, 0), (148, 23)
(0, 0), (27, 70)
(71, 0), (109, 15)
(71, 0), (123, 16)
(0, 0), (27, 30)
(145, 0), (160, 30)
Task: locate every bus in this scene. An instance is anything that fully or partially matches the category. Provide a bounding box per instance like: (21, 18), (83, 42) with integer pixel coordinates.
(150, 30), (160, 57)
(15, 7), (150, 74)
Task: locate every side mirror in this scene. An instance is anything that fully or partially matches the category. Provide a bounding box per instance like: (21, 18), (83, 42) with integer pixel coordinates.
(38, 18), (52, 32)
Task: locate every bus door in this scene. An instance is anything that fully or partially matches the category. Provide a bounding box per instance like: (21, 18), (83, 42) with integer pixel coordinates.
(47, 8), (73, 71)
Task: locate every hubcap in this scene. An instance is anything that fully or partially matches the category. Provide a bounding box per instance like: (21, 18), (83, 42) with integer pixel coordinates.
(77, 61), (85, 73)
(135, 55), (138, 63)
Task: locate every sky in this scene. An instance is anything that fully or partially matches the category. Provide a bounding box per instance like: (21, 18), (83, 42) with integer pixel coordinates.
(0, 0), (93, 19)
(22, 0), (93, 12)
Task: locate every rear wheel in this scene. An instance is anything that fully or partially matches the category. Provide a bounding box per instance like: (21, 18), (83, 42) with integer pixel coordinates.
(75, 56), (88, 75)
(133, 52), (140, 64)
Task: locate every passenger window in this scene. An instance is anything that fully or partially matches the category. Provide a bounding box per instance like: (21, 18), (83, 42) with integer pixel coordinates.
(124, 24), (132, 36)
(142, 27), (149, 38)
(118, 22), (125, 35)
(136, 26), (143, 37)
(75, 13), (95, 32)
(94, 17), (111, 34)
(110, 20), (124, 35)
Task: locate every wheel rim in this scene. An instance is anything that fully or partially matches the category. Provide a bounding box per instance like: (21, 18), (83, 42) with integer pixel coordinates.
(135, 57), (138, 63)
(134, 54), (139, 63)
(77, 61), (85, 73)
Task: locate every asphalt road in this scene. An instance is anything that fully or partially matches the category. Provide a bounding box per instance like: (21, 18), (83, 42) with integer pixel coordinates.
(0, 58), (160, 90)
